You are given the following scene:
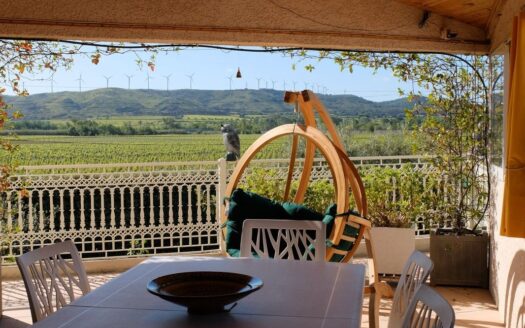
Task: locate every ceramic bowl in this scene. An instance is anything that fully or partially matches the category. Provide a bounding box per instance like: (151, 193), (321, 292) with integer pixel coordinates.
(147, 271), (263, 314)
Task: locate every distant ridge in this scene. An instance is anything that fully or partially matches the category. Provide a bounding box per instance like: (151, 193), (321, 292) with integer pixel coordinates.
(4, 88), (419, 120)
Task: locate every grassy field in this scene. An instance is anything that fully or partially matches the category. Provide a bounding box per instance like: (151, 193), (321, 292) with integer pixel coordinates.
(1, 131), (419, 166)
(3, 134), (284, 165)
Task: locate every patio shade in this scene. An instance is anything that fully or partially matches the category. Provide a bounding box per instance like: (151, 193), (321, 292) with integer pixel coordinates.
(501, 13), (525, 237)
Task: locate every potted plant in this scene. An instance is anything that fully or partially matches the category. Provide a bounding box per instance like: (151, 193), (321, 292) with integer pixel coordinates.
(361, 165), (435, 276)
(406, 56), (493, 288)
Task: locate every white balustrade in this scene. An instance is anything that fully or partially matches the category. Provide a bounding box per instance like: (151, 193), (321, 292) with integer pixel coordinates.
(0, 156), (440, 261)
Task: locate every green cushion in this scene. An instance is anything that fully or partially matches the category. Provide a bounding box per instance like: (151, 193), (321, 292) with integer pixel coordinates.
(225, 189), (290, 256)
(226, 189), (333, 256)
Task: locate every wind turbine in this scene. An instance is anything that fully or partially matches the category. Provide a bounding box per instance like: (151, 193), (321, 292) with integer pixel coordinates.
(76, 74), (84, 92)
(186, 73), (194, 89)
(163, 74), (172, 91)
(293, 81), (297, 90)
(49, 73), (55, 93)
(125, 74), (133, 89)
(271, 80), (276, 89)
(256, 77), (262, 89)
(227, 75), (233, 90)
(304, 82), (308, 90)
(283, 81), (286, 90)
(145, 73), (153, 90)
(103, 75), (112, 88)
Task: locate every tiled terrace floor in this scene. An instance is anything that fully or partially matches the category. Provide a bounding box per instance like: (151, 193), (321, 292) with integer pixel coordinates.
(0, 263), (504, 328)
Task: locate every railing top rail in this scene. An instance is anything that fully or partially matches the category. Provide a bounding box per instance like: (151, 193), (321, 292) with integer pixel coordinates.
(18, 160), (220, 170)
(15, 155), (436, 175)
(349, 155), (435, 160)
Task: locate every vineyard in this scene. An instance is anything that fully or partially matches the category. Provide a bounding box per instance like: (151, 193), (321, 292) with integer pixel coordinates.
(1, 131), (420, 166)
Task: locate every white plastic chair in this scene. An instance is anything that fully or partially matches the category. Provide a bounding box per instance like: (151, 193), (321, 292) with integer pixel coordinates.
(240, 219), (326, 261)
(369, 250), (434, 328)
(16, 240), (90, 323)
(401, 285), (455, 328)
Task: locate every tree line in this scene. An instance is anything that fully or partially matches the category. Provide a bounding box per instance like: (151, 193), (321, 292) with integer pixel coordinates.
(10, 115), (412, 136)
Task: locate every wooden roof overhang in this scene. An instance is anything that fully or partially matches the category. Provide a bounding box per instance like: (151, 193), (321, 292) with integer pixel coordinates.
(0, 0), (523, 54)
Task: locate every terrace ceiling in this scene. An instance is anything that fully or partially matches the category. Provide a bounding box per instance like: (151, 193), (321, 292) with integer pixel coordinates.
(0, 0), (522, 54)
(396, 0), (502, 29)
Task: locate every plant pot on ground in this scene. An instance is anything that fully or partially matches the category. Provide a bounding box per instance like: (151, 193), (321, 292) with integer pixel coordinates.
(360, 165), (433, 277)
(430, 228), (488, 288)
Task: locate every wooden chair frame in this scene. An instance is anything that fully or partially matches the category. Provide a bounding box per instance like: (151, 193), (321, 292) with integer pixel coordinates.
(221, 90), (370, 262)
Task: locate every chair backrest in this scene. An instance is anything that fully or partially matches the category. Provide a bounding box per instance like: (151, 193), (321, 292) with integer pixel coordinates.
(388, 250), (434, 328)
(401, 285), (455, 328)
(240, 219), (326, 261)
(16, 240), (90, 323)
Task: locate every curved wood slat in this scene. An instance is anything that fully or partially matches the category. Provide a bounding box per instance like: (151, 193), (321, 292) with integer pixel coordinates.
(336, 147), (368, 216)
(303, 90), (346, 152)
(294, 141), (316, 203)
(284, 134), (299, 201)
(294, 94), (317, 203)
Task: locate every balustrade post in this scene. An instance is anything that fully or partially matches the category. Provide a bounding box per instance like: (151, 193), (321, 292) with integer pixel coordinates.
(168, 185), (174, 225)
(110, 188), (116, 228)
(217, 158), (227, 223)
(158, 186), (165, 226)
(38, 190), (44, 232)
(49, 190), (55, 231)
(119, 187), (125, 228)
(28, 191), (34, 232)
(186, 185), (192, 225)
(6, 191), (12, 231)
(217, 158), (227, 253)
(139, 186), (145, 227)
(79, 189), (86, 230)
(196, 184), (202, 225)
(148, 186), (155, 227)
(205, 184), (211, 224)
(89, 189), (95, 229)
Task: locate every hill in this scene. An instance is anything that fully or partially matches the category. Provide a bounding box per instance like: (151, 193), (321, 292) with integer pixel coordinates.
(4, 88), (418, 119)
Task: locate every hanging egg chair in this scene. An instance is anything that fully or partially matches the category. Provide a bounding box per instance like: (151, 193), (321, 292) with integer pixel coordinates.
(221, 90), (370, 262)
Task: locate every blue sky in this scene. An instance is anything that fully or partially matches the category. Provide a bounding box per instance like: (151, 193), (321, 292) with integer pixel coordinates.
(17, 47), (415, 101)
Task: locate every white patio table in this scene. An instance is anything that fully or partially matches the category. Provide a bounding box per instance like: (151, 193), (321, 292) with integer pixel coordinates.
(33, 256), (365, 328)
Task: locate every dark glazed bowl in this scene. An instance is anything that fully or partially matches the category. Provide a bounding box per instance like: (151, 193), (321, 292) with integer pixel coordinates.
(147, 271), (263, 314)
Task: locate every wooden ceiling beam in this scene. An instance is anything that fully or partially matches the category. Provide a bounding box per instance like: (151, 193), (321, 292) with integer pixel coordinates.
(488, 0), (525, 53)
(395, 0), (498, 29)
(0, 0), (489, 54)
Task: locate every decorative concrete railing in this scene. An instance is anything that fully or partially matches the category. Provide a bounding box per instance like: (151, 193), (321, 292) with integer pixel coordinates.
(0, 156), (436, 261)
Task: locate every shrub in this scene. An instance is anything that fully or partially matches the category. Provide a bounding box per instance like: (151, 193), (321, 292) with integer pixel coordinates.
(240, 164), (445, 228)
